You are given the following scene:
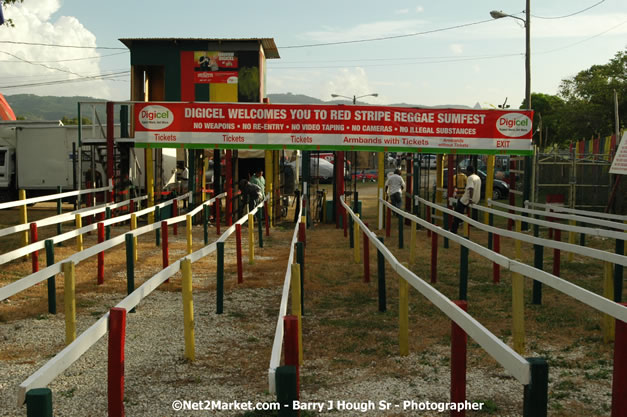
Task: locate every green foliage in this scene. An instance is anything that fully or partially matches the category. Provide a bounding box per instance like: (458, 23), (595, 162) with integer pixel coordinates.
(238, 67), (260, 102)
(6, 94), (105, 121)
(60, 116), (92, 125)
(1, 0), (23, 27)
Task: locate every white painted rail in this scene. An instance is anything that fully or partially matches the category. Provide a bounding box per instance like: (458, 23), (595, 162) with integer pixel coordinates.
(0, 184), (113, 210)
(525, 200), (627, 222)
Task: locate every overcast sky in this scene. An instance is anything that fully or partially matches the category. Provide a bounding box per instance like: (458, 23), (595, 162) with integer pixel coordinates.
(0, 0), (625, 108)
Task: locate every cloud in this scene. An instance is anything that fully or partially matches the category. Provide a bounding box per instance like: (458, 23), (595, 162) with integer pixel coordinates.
(395, 9), (410, 15)
(449, 43), (463, 55)
(303, 19), (428, 43)
(416, 6), (424, 13)
(0, 0), (121, 98)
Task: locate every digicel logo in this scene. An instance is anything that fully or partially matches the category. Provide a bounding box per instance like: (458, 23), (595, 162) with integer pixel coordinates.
(496, 113), (532, 138)
(139, 105), (174, 130)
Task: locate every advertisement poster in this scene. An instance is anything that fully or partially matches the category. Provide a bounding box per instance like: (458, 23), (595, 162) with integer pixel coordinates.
(134, 102), (534, 155)
(193, 51), (238, 84)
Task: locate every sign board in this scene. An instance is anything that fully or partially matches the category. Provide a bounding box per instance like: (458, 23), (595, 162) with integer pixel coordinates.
(134, 102), (534, 155)
(609, 132), (627, 175)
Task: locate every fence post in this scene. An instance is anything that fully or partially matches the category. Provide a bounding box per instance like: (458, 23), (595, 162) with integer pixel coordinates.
(108, 307), (126, 417)
(291, 264), (303, 365)
(533, 244), (543, 305)
(512, 272), (525, 355)
(276, 366), (298, 417)
(57, 186), (63, 239)
(26, 388), (53, 417)
(283, 316), (300, 396)
(523, 357), (548, 417)
(354, 214), (361, 263)
(603, 262), (615, 343)
(181, 258), (195, 361)
(493, 234), (500, 284)
(203, 205), (209, 245)
(264, 201), (270, 236)
(349, 214), (354, 249)
(399, 277), (409, 356)
(568, 220), (576, 261)
(443, 208), (449, 249)
(155, 206), (161, 246)
(398, 212), (404, 249)
(386, 207), (391, 238)
(63, 261), (76, 344)
(173, 199), (178, 235)
(105, 207), (111, 240)
(215, 198), (221, 235)
(130, 214), (137, 262)
(75, 214), (83, 252)
(186, 215), (193, 255)
(611, 304), (627, 417)
(296, 242), (305, 316)
(488, 213), (494, 250)
(430, 228), (438, 283)
(451, 300), (468, 417)
(30, 223), (39, 273)
(459, 245), (468, 301)
(298, 219), (306, 247)
(553, 229), (561, 277)
(97, 222), (105, 285)
(125, 234), (135, 313)
(377, 237), (386, 312)
(258, 210), (264, 248)
(235, 224), (243, 284)
(44, 240), (56, 314)
(248, 214), (255, 265)
(161, 221), (169, 269)
(216, 241), (224, 314)
(363, 223), (370, 283)
(615, 239), (624, 303)
(19, 189), (29, 255)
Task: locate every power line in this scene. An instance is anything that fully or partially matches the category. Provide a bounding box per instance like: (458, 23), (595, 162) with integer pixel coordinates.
(0, 50), (88, 78)
(0, 51), (128, 63)
(536, 19), (627, 54)
(0, 40), (126, 50)
(533, 0), (606, 19)
(278, 18), (497, 49)
(0, 71), (130, 89)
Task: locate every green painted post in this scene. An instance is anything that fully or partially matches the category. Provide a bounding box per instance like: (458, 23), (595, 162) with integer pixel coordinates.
(125, 234), (135, 313)
(579, 232), (586, 247)
(413, 156), (420, 217)
(349, 215), (354, 249)
(398, 213), (404, 249)
(522, 156), (532, 231)
(45, 240), (56, 314)
(276, 366), (298, 417)
(533, 223), (539, 238)
(203, 205), (209, 245)
(443, 209), (449, 249)
(523, 357), (548, 417)
(459, 245), (468, 301)
(105, 207), (111, 240)
(155, 206), (161, 246)
(26, 388), (53, 417)
(56, 186), (62, 239)
(217, 241), (224, 314)
(615, 239), (624, 303)
(377, 237), (386, 312)
(488, 213), (494, 250)
(257, 210), (263, 248)
(533, 244), (543, 305)
(296, 242), (304, 316)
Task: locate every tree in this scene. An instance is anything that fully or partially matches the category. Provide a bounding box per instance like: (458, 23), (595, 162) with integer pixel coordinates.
(1, 0), (23, 27)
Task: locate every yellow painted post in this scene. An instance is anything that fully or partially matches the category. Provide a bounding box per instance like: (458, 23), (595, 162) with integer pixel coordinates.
(409, 221), (416, 264)
(75, 214), (83, 252)
(181, 258), (195, 361)
(463, 218), (469, 237)
(130, 214), (138, 262)
(485, 155), (495, 224)
(515, 219), (522, 259)
(377, 152), (385, 220)
(248, 213), (254, 264)
(512, 271), (525, 354)
(146, 148), (155, 224)
(19, 190), (29, 252)
(354, 214), (360, 263)
(435, 155), (444, 225)
(568, 220), (576, 261)
(602, 261), (615, 343)
(201, 157), (208, 203)
(399, 277), (409, 356)
(290, 263), (303, 365)
(63, 261), (76, 345)
(265, 150), (273, 226)
(186, 215), (192, 255)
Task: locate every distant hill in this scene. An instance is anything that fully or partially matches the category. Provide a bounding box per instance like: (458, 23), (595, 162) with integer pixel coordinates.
(5, 93), (471, 120)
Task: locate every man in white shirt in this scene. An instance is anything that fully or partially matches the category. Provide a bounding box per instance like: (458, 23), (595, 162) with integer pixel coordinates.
(451, 165), (481, 234)
(385, 168), (405, 209)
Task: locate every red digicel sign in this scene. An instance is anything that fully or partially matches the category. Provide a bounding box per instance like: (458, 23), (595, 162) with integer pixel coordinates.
(134, 103), (533, 154)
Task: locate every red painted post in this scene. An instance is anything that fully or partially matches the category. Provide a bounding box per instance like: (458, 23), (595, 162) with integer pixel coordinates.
(172, 200), (178, 235)
(30, 223), (39, 273)
(215, 199), (221, 235)
(553, 229), (561, 277)
(430, 230), (438, 283)
(235, 224), (243, 284)
(493, 234), (501, 284)
(264, 201), (270, 236)
(451, 300), (468, 417)
(283, 315), (300, 397)
(298, 222), (306, 247)
(426, 205), (432, 237)
(386, 207), (391, 238)
(97, 222), (105, 285)
(363, 223), (370, 283)
(161, 221), (169, 268)
(611, 303), (627, 417)
(225, 150), (233, 226)
(108, 307), (126, 417)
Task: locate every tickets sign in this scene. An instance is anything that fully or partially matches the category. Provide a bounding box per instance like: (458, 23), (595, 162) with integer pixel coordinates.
(134, 103), (534, 155)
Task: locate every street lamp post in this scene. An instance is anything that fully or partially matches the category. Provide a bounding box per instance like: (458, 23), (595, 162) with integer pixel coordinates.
(331, 93), (378, 105)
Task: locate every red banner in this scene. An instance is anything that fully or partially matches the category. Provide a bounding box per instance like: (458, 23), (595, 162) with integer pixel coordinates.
(134, 102), (533, 154)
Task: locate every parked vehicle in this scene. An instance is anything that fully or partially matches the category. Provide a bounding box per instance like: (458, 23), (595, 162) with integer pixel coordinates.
(419, 155), (437, 169)
(441, 168), (509, 200)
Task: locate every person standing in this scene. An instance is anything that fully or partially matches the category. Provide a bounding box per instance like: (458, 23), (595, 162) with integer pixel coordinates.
(250, 169), (265, 195)
(450, 166), (481, 234)
(385, 168), (405, 210)
(239, 179), (263, 212)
